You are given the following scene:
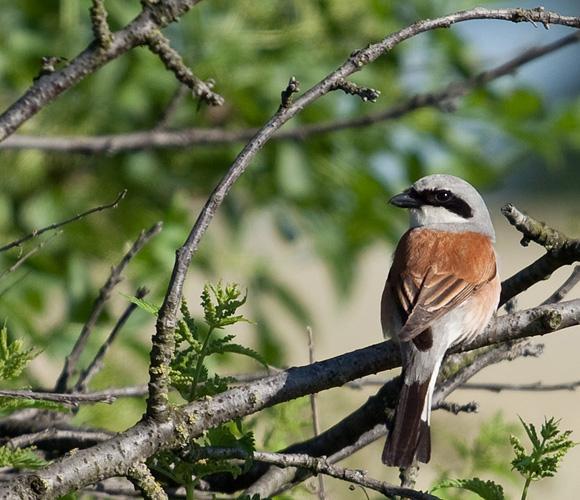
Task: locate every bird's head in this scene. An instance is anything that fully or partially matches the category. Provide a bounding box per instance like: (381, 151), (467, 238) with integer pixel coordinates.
(389, 174), (495, 241)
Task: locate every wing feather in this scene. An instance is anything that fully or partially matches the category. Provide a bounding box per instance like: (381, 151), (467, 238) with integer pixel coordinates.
(386, 229), (497, 343)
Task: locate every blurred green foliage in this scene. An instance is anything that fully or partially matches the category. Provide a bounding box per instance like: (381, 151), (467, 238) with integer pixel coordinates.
(0, 0), (578, 407)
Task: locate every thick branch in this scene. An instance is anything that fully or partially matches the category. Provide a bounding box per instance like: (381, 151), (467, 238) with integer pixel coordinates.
(243, 341), (541, 498)
(3, 31), (579, 154)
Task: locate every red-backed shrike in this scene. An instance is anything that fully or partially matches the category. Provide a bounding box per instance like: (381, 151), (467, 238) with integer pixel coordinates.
(381, 174), (500, 468)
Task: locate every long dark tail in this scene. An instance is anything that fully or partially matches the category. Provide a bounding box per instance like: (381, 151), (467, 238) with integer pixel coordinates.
(382, 378), (432, 467)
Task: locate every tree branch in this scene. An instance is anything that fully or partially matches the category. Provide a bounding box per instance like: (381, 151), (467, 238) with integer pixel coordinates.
(190, 448), (437, 500)
(244, 341), (542, 498)
(2, 31), (579, 154)
(144, 31), (223, 106)
(541, 264), (580, 304)
(499, 204), (580, 305)
(0, 231), (62, 281)
(0, 0), (210, 142)
(0, 297), (573, 497)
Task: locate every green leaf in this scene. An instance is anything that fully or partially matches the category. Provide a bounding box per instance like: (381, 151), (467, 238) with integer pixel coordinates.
(511, 416), (576, 484)
(121, 293), (160, 315)
(431, 478), (505, 500)
(211, 342), (268, 368)
(0, 445), (46, 470)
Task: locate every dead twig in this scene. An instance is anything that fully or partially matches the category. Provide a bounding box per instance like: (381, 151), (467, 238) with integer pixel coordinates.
(542, 265), (580, 304)
(0, 231), (62, 280)
(0, 190), (126, 253)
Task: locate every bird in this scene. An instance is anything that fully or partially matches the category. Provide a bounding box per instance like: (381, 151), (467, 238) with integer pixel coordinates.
(380, 174), (501, 468)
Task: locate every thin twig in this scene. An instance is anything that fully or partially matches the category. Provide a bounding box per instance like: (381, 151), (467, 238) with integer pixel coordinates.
(154, 84), (190, 130)
(0, 190), (126, 253)
(55, 222), (162, 392)
(0, 385), (148, 411)
(279, 76), (300, 109)
(306, 326), (326, 500)
(331, 78), (381, 102)
(461, 379), (580, 392)
(0, 230), (62, 280)
(3, 31), (579, 154)
(542, 265), (580, 304)
(75, 287), (150, 392)
(145, 31), (223, 106)
(81, 385), (149, 400)
(437, 400), (479, 414)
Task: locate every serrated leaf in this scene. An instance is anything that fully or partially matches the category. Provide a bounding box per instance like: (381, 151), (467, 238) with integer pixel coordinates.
(519, 417), (540, 449)
(431, 478), (505, 500)
(213, 342), (268, 368)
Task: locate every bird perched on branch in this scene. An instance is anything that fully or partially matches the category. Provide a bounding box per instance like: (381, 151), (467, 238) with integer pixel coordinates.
(381, 174), (500, 468)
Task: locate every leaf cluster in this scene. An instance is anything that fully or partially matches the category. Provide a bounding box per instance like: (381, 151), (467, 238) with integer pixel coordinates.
(0, 324), (37, 382)
(0, 325), (48, 469)
(0, 445), (46, 470)
(143, 283), (263, 492)
(169, 283), (265, 402)
(432, 416), (576, 500)
(511, 416), (576, 484)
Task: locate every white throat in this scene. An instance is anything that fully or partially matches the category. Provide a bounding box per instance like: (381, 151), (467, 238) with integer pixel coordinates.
(409, 205), (470, 229)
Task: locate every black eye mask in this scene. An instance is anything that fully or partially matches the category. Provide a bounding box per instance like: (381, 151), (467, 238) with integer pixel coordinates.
(412, 188), (474, 219)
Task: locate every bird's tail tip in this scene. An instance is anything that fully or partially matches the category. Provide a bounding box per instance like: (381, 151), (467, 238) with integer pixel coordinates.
(382, 380), (432, 467)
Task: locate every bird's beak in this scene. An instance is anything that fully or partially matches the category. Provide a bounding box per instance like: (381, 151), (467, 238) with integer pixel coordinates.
(389, 189), (420, 208)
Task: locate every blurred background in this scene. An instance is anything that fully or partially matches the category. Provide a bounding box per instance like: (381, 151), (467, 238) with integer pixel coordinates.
(0, 0), (579, 497)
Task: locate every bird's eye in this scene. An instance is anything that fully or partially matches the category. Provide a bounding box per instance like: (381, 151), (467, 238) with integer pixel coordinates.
(434, 190), (452, 203)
